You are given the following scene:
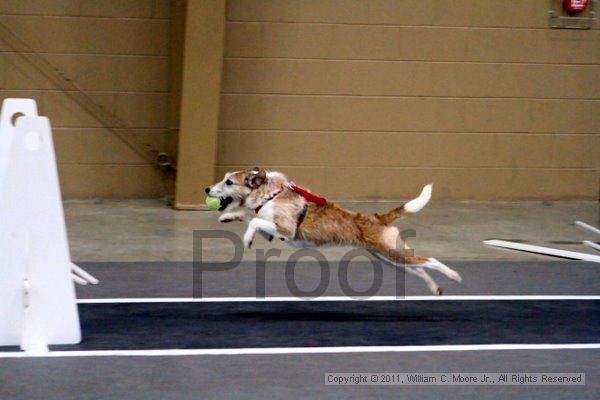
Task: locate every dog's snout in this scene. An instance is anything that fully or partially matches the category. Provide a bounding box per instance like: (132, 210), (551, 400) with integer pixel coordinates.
(204, 187), (210, 194)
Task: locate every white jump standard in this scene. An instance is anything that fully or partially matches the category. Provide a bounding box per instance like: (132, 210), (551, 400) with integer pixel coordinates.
(0, 99), (97, 354)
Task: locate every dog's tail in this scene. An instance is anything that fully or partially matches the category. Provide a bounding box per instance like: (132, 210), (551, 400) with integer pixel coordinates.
(375, 184), (432, 225)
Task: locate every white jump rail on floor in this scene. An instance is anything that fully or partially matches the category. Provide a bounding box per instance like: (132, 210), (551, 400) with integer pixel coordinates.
(583, 240), (600, 252)
(0, 99), (96, 354)
(575, 221), (600, 253)
(575, 221), (600, 236)
(484, 240), (600, 263)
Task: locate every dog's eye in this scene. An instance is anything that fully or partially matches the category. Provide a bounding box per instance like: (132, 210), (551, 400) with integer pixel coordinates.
(225, 179), (233, 186)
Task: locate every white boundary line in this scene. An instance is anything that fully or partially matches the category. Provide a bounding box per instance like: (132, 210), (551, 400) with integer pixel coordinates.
(77, 295), (600, 304)
(5, 298), (599, 358)
(484, 240), (600, 263)
(0, 344), (599, 358)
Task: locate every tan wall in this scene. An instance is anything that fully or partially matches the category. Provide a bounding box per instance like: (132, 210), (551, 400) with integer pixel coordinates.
(1, 1), (598, 200)
(0, 0), (173, 198)
(218, 0), (600, 200)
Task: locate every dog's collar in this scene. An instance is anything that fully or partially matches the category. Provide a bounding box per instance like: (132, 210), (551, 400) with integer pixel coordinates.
(254, 187), (284, 213)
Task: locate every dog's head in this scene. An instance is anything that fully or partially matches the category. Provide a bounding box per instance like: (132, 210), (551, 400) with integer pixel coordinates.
(205, 167), (267, 210)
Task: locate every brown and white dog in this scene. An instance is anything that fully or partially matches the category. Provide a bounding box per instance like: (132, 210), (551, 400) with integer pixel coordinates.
(205, 167), (462, 295)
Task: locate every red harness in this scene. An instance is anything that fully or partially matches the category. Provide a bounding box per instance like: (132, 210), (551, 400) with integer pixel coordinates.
(288, 184), (328, 207)
(254, 184), (328, 227)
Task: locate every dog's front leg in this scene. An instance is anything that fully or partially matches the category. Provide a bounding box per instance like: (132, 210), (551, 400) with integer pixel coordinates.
(219, 210), (246, 223)
(243, 218), (279, 248)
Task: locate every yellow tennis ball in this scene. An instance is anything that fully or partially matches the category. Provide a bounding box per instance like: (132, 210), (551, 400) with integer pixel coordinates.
(205, 196), (221, 211)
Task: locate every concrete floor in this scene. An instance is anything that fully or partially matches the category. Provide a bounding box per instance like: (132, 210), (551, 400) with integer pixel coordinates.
(64, 199), (599, 262)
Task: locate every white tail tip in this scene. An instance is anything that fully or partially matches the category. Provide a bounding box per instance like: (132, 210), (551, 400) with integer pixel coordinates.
(404, 184), (432, 213)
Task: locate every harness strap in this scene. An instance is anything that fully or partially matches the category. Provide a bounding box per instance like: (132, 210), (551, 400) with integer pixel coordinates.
(254, 187), (284, 213)
(290, 184), (327, 230)
(254, 184), (327, 230)
(289, 184), (328, 207)
(296, 204), (308, 227)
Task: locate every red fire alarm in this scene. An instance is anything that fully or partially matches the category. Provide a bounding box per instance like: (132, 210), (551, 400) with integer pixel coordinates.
(563, 0), (589, 13)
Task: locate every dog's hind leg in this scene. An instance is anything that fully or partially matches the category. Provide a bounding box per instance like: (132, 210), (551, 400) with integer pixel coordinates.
(422, 258), (462, 283)
(367, 226), (461, 288)
(411, 267), (443, 295)
(369, 250), (442, 295)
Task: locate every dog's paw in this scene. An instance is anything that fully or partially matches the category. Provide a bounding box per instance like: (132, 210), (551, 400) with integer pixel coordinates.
(427, 258), (462, 283)
(436, 287), (444, 296)
(243, 232), (254, 249)
(449, 270), (462, 283)
(219, 214), (241, 223)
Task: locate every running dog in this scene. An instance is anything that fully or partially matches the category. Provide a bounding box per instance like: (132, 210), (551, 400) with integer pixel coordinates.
(205, 167), (462, 295)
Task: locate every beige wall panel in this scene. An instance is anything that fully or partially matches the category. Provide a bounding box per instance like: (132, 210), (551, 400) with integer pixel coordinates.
(53, 128), (169, 164)
(531, 100), (600, 134)
(0, 16), (169, 55)
(222, 59), (599, 99)
(217, 132), (600, 169)
(225, 23), (600, 64)
(0, 0), (170, 18)
(0, 1), (173, 199)
(223, 23), (262, 58)
(465, 28), (600, 65)
(0, 55), (5, 87)
(0, 90), (44, 109)
(216, 166), (597, 200)
(220, 95), (599, 134)
(58, 164), (165, 198)
(227, 0), (550, 28)
(77, 0), (170, 19)
(36, 91), (169, 129)
(0, 90), (167, 130)
(219, 1), (599, 200)
(2, 54), (169, 92)
(3, 1), (596, 200)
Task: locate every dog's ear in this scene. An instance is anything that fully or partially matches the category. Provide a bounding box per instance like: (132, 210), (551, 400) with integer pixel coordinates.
(245, 167), (266, 188)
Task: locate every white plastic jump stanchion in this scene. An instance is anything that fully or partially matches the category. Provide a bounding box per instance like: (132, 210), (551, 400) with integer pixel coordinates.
(0, 98), (96, 354)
